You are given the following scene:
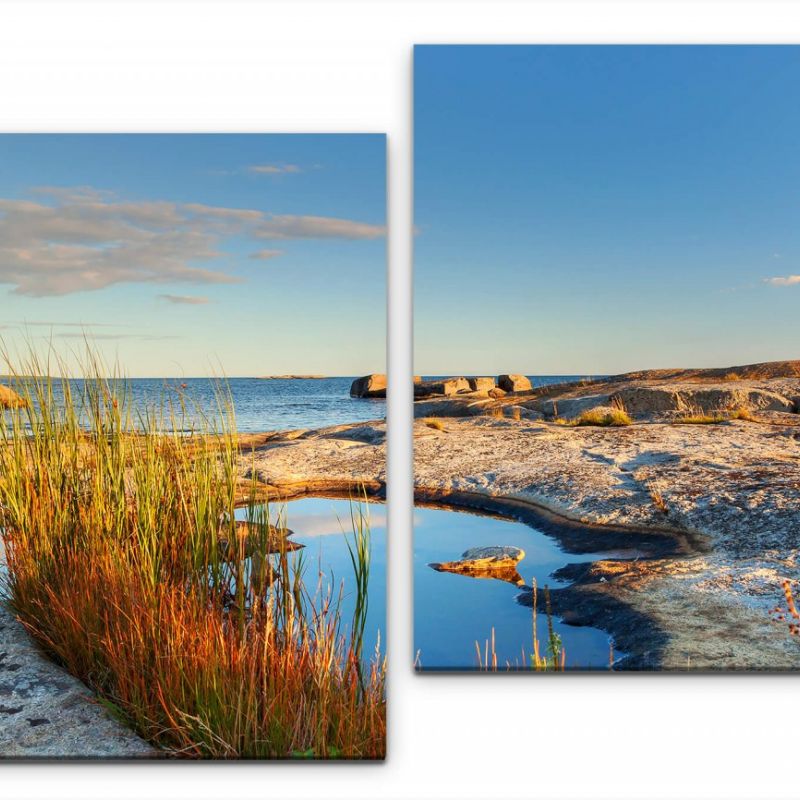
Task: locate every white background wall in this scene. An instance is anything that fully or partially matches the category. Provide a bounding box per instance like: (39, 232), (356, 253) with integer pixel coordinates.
(2, 2), (799, 798)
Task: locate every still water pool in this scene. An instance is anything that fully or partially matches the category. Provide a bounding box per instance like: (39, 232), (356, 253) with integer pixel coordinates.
(414, 505), (632, 670)
(234, 497), (640, 671)
(235, 496), (387, 659)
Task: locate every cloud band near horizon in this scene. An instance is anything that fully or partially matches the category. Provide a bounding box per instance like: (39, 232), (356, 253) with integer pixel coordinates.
(0, 186), (385, 297)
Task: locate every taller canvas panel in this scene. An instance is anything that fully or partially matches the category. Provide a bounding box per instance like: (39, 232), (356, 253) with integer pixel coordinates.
(413, 45), (800, 671)
(0, 134), (387, 757)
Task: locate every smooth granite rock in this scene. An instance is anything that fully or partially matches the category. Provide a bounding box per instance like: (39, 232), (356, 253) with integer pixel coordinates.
(350, 374), (387, 398)
(497, 374), (533, 393)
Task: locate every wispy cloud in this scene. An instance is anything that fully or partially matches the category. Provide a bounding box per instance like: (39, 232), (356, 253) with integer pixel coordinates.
(55, 332), (180, 341)
(256, 215), (385, 241)
(159, 294), (210, 305)
(0, 191), (249, 296)
(764, 275), (800, 287)
(9, 320), (124, 328)
(249, 249), (283, 261)
(0, 186), (384, 297)
(30, 185), (116, 203)
(56, 332), (180, 342)
(247, 164), (302, 175)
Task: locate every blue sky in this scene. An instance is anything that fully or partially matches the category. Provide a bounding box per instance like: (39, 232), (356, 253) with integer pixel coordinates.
(0, 134), (385, 376)
(414, 46), (800, 375)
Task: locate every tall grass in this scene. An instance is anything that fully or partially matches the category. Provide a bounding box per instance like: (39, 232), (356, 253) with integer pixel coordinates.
(475, 580), (565, 671)
(0, 349), (385, 759)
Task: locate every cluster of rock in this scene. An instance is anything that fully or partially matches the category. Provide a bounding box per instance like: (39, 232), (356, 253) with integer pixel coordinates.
(350, 373), (534, 399)
(404, 362), (800, 425)
(414, 374), (532, 398)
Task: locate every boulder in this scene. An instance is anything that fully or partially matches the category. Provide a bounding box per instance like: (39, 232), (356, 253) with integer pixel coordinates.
(467, 377), (496, 392)
(430, 545), (526, 586)
(0, 384), (27, 408)
(497, 374), (532, 393)
(350, 373), (387, 398)
(458, 545), (525, 565)
(414, 377), (470, 398)
(488, 387), (507, 399)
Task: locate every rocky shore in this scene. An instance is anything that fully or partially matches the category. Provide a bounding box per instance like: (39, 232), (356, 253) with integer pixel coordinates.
(2, 360), (798, 751)
(246, 361), (800, 670)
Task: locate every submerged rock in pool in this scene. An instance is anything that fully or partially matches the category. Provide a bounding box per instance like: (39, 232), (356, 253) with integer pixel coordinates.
(218, 520), (303, 561)
(430, 545), (526, 586)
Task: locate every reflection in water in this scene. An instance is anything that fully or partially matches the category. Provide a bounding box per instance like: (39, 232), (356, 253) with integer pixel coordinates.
(430, 545), (526, 587)
(234, 497), (386, 658)
(434, 564), (526, 587)
(415, 505), (632, 670)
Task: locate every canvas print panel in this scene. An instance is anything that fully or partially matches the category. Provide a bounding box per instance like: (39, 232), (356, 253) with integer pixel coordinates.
(413, 45), (800, 671)
(0, 133), (386, 757)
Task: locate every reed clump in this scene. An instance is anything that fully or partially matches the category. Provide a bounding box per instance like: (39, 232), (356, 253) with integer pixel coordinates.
(474, 581), (566, 671)
(646, 479), (669, 515)
(422, 417), (446, 431)
(0, 350), (385, 759)
(673, 411), (725, 424)
(556, 407), (633, 427)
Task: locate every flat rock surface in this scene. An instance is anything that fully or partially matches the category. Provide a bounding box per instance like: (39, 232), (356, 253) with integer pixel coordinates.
(241, 421), (387, 494)
(0, 550), (156, 758)
(415, 415), (800, 669)
(528, 378), (800, 421)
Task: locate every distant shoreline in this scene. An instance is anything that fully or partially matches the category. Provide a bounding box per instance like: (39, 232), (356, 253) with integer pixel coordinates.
(2, 375), (338, 381)
(256, 375), (328, 380)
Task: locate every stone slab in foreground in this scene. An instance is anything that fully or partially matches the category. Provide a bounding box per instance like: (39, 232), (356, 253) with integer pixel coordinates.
(0, 556), (156, 758)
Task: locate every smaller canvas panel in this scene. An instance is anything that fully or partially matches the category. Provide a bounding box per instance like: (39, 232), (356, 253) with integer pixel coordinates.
(0, 133), (386, 758)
